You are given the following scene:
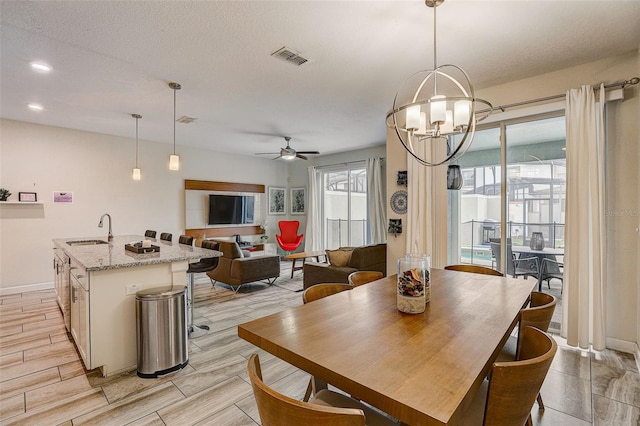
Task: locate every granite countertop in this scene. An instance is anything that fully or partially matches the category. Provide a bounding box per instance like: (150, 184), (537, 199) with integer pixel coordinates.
(53, 235), (221, 272)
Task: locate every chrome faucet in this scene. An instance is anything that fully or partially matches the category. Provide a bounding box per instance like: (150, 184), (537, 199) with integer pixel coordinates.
(98, 213), (113, 242)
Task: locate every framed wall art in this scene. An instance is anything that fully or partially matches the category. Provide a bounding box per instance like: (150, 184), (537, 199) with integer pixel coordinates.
(290, 187), (305, 215)
(18, 192), (37, 202)
(268, 186), (286, 215)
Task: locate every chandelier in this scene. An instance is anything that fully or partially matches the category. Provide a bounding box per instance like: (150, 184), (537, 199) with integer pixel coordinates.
(387, 0), (492, 167)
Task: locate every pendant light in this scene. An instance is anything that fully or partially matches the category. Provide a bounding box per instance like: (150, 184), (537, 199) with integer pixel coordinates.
(168, 82), (181, 170)
(132, 114), (142, 180)
(386, 0), (493, 166)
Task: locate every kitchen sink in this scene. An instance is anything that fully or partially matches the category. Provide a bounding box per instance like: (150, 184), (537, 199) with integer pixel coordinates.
(66, 239), (108, 246)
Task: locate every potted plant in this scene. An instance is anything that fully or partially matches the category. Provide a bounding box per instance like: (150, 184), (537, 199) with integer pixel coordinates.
(0, 188), (11, 201)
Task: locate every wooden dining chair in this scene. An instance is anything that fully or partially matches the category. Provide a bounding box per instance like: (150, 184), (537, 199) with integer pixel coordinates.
(348, 271), (384, 286)
(444, 264), (504, 276)
(300, 283), (354, 401)
(302, 283), (353, 304)
(497, 291), (556, 409)
(248, 354), (397, 426)
(160, 232), (172, 242)
(461, 326), (557, 426)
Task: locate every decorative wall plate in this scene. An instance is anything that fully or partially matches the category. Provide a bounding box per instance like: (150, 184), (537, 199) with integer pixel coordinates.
(390, 190), (408, 215)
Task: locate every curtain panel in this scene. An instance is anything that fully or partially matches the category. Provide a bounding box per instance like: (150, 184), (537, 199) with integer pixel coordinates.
(562, 84), (606, 350)
(304, 166), (324, 252)
(366, 157), (387, 244)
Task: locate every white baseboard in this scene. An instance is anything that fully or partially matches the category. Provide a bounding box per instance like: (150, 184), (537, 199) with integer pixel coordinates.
(0, 281), (54, 296)
(605, 337), (638, 354)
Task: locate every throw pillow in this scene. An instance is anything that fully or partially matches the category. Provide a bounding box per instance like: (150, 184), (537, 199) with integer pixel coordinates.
(326, 248), (353, 267)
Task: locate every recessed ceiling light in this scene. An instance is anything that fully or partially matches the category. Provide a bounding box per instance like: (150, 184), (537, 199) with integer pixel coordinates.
(28, 103), (44, 111)
(30, 62), (52, 72)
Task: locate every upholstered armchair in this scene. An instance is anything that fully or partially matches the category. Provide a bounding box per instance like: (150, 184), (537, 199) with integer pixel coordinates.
(276, 220), (303, 253)
(206, 240), (280, 293)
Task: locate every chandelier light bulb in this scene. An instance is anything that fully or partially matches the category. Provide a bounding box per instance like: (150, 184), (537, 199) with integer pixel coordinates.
(454, 100), (471, 128)
(430, 95), (447, 124)
(406, 105), (421, 130)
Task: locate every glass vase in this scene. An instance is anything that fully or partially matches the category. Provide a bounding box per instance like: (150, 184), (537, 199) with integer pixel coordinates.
(397, 254), (431, 314)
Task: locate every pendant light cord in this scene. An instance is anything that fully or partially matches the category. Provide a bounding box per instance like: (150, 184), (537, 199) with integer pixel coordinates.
(173, 86), (176, 155)
(433, 3), (438, 94)
(135, 116), (139, 167)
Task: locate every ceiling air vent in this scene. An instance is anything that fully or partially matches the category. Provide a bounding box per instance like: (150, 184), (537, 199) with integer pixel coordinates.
(271, 47), (309, 66)
(176, 116), (197, 124)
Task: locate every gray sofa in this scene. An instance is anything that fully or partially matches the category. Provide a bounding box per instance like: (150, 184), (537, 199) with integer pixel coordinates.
(302, 243), (386, 290)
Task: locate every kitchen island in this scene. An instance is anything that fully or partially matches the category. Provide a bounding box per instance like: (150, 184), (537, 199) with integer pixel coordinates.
(52, 235), (221, 377)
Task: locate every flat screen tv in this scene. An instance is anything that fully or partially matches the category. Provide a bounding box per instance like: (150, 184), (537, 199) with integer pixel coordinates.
(208, 194), (254, 225)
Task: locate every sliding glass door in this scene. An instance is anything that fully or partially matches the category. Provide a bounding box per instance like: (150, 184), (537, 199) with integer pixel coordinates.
(322, 164), (367, 249)
(448, 114), (566, 267)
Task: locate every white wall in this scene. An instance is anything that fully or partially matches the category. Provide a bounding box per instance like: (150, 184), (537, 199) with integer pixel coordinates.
(0, 119), (288, 291)
(387, 51), (640, 348)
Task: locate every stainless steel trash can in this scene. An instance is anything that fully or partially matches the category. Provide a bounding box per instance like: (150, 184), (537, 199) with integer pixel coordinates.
(136, 286), (188, 378)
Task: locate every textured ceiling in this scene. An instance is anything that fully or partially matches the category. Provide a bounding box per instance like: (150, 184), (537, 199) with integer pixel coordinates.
(1, 1), (639, 158)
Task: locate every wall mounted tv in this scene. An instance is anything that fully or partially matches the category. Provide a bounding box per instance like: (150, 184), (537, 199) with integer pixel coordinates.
(208, 194), (255, 225)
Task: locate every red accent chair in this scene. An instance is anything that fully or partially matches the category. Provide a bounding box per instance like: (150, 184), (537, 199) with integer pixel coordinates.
(276, 220), (304, 253)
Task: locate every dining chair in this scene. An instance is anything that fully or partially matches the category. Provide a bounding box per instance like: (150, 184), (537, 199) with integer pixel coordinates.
(444, 264), (504, 276)
(302, 283), (353, 304)
(160, 232), (172, 242)
(497, 291), (556, 410)
(490, 241), (539, 279)
(348, 271), (384, 286)
(248, 353), (398, 426)
(540, 258), (564, 293)
(300, 283), (354, 401)
(462, 326), (557, 426)
(144, 230), (156, 238)
(178, 235), (194, 246)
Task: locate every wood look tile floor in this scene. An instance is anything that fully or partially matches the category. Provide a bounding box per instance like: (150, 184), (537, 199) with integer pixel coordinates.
(1, 263), (638, 425)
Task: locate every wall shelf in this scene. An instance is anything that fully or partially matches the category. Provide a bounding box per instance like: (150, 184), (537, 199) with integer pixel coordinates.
(0, 202), (43, 205)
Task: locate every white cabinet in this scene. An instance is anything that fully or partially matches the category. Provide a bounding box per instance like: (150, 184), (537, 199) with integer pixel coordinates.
(70, 262), (90, 368)
(53, 249), (70, 331)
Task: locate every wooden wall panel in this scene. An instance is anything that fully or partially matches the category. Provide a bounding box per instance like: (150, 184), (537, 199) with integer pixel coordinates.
(184, 180), (265, 193)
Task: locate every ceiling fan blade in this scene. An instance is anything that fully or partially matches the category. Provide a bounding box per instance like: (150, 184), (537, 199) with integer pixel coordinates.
(296, 154), (308, 160)
(296, 151), (320, 155)
(272, 155), (283, 160)
(255, 152), (280, 155)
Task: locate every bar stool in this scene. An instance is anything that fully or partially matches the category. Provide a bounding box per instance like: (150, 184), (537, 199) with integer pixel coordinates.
(160, 232), (172, 242)
(144, 230), (157, 238)
(186, 239), (220, 338)
(179, 235), (194, 246)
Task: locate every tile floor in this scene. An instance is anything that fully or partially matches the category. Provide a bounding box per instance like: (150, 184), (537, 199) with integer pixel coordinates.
(1, 263), (639, 425)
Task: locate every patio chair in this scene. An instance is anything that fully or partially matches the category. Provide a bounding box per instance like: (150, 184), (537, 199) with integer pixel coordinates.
(490, 241), (539, 280)
(540, 258), (564, 293)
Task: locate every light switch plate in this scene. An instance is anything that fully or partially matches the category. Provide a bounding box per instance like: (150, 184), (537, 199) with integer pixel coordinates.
(126, 284), (141, 295)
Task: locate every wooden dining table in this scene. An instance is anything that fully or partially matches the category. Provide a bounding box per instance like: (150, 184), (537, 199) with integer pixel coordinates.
(238, 269), (536, 425)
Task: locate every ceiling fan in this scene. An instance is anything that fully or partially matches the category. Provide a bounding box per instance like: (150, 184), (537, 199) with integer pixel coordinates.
(255, 136), (320, 160)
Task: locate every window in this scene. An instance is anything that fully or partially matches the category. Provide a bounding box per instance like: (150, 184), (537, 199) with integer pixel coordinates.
(321, 164), (368, 249)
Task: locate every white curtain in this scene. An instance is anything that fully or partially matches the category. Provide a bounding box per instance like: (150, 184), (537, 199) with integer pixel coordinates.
(405, 140), (448, 268)
(366, 157), (386, 244)
(562, 84), (606, 351)
(304, 166), (323, 252)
